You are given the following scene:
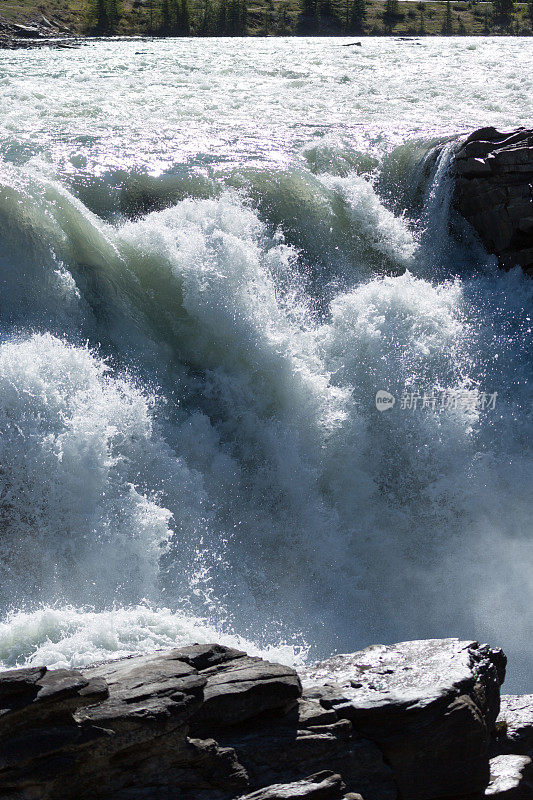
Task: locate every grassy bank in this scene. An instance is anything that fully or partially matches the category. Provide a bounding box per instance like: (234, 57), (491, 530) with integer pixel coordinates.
(1, 0), (531, 37)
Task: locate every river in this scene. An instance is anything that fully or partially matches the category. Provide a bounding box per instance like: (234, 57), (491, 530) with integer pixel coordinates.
(0, 36), (531, 690)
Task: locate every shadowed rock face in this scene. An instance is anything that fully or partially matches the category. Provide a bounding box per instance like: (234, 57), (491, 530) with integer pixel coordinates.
(452, 127), (533, 276)
(0, 639), (509, 800)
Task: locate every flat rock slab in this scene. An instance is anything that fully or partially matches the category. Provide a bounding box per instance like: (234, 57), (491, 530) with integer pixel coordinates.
(78, 649), (207, 730)
(191, 654), (302, 728)
(495, 695), (533, 756)
(302, 639), (506, 800)
(302, 638), (503, 706)
(485, 755), (533, 799)
(238, 771), (359, 799)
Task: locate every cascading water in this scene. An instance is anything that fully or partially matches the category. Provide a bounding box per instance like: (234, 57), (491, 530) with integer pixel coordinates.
(0, 37), (531, 690)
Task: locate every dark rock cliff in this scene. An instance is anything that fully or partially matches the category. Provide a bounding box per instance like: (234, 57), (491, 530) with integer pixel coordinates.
(452, 127), (533, 277)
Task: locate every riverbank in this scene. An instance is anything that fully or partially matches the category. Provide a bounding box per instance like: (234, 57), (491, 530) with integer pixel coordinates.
(0, 16), (81, 48)
(1, 0), (532, 43)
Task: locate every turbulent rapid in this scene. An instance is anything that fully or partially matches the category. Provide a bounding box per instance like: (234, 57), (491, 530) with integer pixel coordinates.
(0, 37), (531, 690)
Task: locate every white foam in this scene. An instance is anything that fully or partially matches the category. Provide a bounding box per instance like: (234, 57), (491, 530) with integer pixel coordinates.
(0, 44), (531, 687)
(0, 604), (307, 670)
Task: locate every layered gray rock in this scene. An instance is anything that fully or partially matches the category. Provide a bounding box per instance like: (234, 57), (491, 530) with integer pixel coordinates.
(238, 771), (362, 800)
(0, 646), (296, 800)
(302, 638), (506, 800)
(204, 698), (395, 800)
(452, 127), (533, 276)
(0, 639), (508, 800)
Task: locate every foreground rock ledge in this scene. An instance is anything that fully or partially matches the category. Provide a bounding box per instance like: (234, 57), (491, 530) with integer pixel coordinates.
(0, 638), (524, 800)
(452, 127), (533, 276)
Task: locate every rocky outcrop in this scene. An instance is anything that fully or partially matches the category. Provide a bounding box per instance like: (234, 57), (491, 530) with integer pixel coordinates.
(302, 639), (506, 800)
(0, 639), (510, 800)
(0, 16), (77, 49)
(484, 695), (533, 798)
(452, 127), (533, 276)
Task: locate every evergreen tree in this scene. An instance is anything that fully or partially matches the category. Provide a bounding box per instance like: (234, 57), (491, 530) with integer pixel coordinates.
(227, 0), (241, 33)
(94, 0), (109, 31)
(263, 0), (274, 33)
(300, 0), (316, 16)
(161, 0), (171, 31)
(214, 0), (247, 34)
(278, 2), (291, 32)
(483, 5), (491, 32)
(528, 0), (533, 29)
(442, 0), (453, 33)
(198, 0), (215, 34)
(217, 0), (227, 31)
(492, 0), (514, 30)
(174, 0), (191, 32)
(107, 0), (121, 29)
(314, 0), (321, 30)
(298, 0), (319, 31)
(417, 1), (425, 33)
(383, 0), (401, 31)
(172, 0), (180, 32)
(87, 0), (121, 33)
(347, 0), (366, 33)
(181, 0), (191, 33)
(240, 0), (248, 33)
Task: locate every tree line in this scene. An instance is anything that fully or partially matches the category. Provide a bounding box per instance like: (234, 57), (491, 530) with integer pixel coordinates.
(87, 0), (533, 36)
(374, 0), (528, 34)
(88, 0), (245, 34)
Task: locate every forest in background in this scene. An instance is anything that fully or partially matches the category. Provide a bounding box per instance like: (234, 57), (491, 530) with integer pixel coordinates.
(1, 0), (532, 38)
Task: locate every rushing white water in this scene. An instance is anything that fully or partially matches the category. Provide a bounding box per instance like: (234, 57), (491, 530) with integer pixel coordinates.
(0, 37), (531, 689)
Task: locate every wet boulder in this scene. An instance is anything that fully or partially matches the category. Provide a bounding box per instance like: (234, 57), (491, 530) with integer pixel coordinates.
(452, 127), (533, 276)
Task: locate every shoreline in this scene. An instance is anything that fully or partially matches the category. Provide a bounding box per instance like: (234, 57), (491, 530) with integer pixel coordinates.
(1, 20), (532, 49)
(0, 17), (82, 48)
